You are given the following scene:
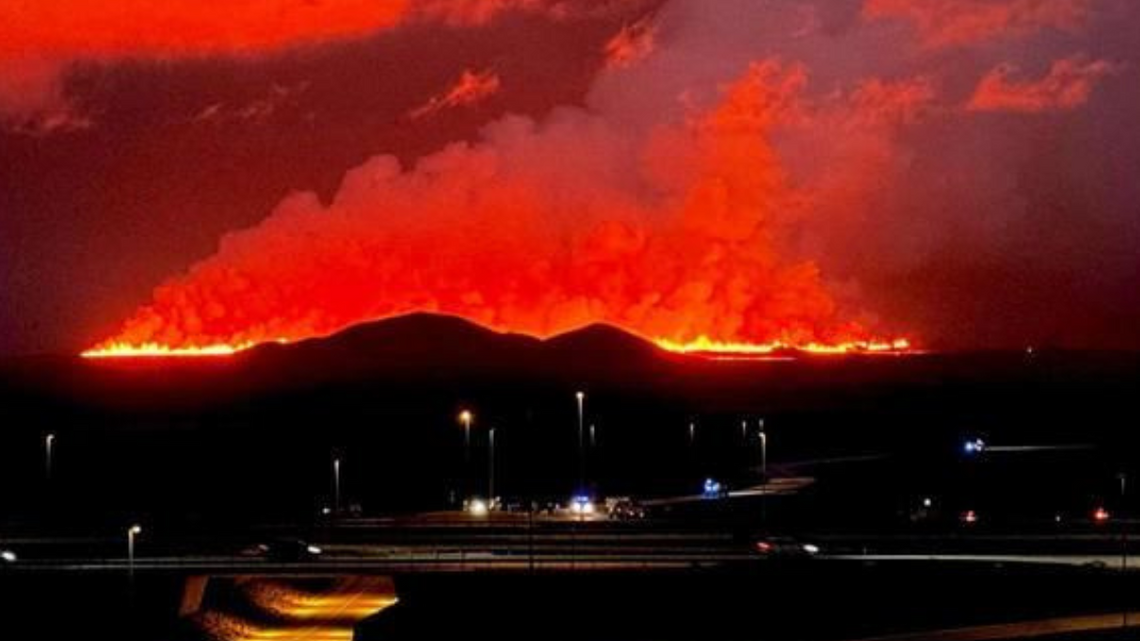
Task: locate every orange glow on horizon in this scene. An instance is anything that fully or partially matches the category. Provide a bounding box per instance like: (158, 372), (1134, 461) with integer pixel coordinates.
(656, 335), (913, 356)
(80, 318), (914, 360)
(81, 341), (258, 359)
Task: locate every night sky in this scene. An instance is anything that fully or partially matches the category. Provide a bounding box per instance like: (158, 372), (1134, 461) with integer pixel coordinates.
(2, 0), (1138, 355)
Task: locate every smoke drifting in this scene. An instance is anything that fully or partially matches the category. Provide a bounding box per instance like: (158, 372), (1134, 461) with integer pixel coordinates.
(863, 0), (1093, 47)
(968, 56), (1120, 113)
(604, 17), (657, 69)
(70, 0), (1140, 352)
(95, 58), (876, 350)
(408, 69), (502, 120)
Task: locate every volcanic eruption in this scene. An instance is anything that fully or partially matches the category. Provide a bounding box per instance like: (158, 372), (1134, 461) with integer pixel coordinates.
(84, 55), (914, 359)
(75, 0), (1126, 358)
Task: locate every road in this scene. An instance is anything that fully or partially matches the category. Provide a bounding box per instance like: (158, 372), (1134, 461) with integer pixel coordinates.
(849, 612), (1140, 641)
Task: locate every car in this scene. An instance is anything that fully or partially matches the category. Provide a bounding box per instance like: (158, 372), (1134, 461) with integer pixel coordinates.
(609, 499), (647, 521)
(702, 478), (728, 499)
(751, 537), (821, 559)
(569, 494), (597, 516)
(244, 538), (323, 562)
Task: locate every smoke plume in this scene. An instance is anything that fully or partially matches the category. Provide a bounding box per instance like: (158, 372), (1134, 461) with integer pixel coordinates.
(84, 0), (1140, 351)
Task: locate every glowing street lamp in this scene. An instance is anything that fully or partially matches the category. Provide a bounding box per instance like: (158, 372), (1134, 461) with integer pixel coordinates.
(459, 410), (473, 457)
(45, 433), (55, 481)
(575, 391), (585, 491)
(458, 409), (474, 500)
(127, 524), (142, 582)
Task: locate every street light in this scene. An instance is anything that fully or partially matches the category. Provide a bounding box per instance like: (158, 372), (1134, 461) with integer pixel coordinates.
(575, 391), (585, 492)
(459, 410), (473, 500)
(1119, 472), (1129, 629)
(127, 524), (142, 582)
(333, 457), (341, 515)
(758, 422), (768, 480)
(488, 427), (496, 506)
(45, 433), (55, 481)
(688, 421), (696, 446)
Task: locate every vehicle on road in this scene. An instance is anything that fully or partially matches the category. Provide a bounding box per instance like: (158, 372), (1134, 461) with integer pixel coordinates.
(243, 538), (323, 562)
(609, 499), (647, 521)
(751, 537), (821, 559)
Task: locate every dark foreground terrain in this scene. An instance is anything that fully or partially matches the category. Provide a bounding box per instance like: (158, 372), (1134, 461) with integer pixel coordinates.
(2, 314), (1139, 640)
(7, 560), (1140, 641)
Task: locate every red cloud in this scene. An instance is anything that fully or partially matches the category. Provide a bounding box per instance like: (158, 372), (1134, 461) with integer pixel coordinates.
(0, 0), (562, 126)
(90, 60), (891, 354)
(408, 69), (502, 120)
(863, 0), (1093, 48)
(604, 16), (657, 69)
(968, 56), (1119, 113)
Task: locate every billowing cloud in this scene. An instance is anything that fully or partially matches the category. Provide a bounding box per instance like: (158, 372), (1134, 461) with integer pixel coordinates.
(92, 59), (876, 351)
(968, 55), (1119, 112)
(408, 69), (502, 120)
(863, 0), (1093, 47)
(57, 0), (1140, 351)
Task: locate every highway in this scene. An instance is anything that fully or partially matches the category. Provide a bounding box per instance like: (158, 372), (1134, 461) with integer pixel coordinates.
(848, 612), (1140, 641)
(5, 516), (1140, 575)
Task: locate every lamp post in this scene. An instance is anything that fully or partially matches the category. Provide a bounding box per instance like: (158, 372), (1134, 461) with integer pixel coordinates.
(488, 428), (496, 506)
(45, 433), (55, 481)
(758, 419), (767, 480)
(1120, 472), (1128, 629)
(127, 524), (142, 583)
(333, 457), (341, 515)
(459, 410), (473, 501)
(575, 392), (585, 492)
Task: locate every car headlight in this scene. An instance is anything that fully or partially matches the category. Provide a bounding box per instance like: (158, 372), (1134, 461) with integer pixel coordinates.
(306, 545), (323, 555)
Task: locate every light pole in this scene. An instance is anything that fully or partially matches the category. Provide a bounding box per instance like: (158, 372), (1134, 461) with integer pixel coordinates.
(45, 433), (55, 481)
(488, 428), (496, 505)
(758, 419), (767, 480)
(459, 410), (473, 500)
(333, 457), (341, 515)
(576, 391), (585, 492)
(127, 524), (142, 583)
(1120, 472), (1128, 629)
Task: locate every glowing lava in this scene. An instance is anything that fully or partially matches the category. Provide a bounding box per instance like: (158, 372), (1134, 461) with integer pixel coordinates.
(81, 341), (258, 359)
(657, 336), (912, 356)
(81, 321), (912, 360)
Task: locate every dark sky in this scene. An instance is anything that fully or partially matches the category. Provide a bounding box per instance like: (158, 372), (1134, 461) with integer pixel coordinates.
(2, 0), (1138, 354)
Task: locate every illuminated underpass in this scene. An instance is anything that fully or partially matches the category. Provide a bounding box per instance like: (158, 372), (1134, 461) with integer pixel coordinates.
(190, 577), (396, 641)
